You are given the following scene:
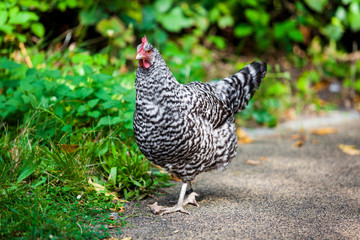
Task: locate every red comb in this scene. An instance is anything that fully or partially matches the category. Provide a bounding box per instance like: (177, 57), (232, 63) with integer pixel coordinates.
(142, 35), (148, 44)
(139, 35), (148, 52)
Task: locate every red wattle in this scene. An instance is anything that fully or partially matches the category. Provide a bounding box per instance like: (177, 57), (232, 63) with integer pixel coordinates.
(143, 59), (150, 68)
(139, 59), (150, 69)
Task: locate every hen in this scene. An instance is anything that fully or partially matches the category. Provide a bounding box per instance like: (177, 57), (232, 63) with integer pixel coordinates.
(133, 36), (267, 215)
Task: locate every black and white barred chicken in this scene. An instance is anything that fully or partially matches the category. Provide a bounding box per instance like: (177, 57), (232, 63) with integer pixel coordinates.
(133, 36), (267, 215)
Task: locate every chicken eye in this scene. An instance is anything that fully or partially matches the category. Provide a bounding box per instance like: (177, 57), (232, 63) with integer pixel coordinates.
(146, 50), (152, 54)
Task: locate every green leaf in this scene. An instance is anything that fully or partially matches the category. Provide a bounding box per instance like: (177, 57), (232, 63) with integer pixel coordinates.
(96, 16), (125, 37)
(234, 24), (253, 38)
(252, 109), (277, 127)
(31, 176), (47, 188)
(131, 177), (143, 188)
(288, 29), (304, 42)
(335, 6), (347, 22)
(355, 80), (360, 92)
(76, 87), (94, 99)
(0, 24), (13, 34)
(31, 22), (45, 37)
(153, 29), (168, 44)
(79, 7), (108, 26)
(40, 96), (49, 108)
(154, 0), (173, 13)
(208, 36), (226, 50)
(110, 167), (117, 186)
(71, 53), (92, 63)
(209, 8), (220, 23)
(95, 88), (111, 101)
(88, 110), (101, 118)
(99, 142), (109, 156)
(87, 99), (99, 108)
(245, 9), (269, 26)
(55, 104), (64, 118)
(218, 15), (234, 29)
(348, 11), (360, 32)
(103, 100), (118, 109)
(17, 163), (38, 183)
(157, 7), (193, 32)
(9, 11), (39, 24)
(304, 0), (328, 12)
(349, 1), (359, 14)
(21, 94), (37, 107)
(43, 70), (62, 79)
(15, 33), (27, 42)
(92, 73), (112, 83)
(322, 23), (343, 41)
(0, 10), (8, 25)
(110, 116), (122, 125)
(296, 76), (310, 93)
(83, 64), (93, 75)
(97, 116), (111, 126)
(0, 59), (22, 69)
(31, 53), (45, 68)
(266, 82), (288, 96)
(61, 125), (72, 132)
(77, 105), (88, 115)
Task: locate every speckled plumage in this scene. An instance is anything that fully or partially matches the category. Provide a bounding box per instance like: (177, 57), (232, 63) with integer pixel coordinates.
(133, 40), (267, 184)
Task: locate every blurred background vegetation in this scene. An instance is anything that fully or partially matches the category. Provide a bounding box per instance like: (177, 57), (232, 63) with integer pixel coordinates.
(1, 0), (360, 238)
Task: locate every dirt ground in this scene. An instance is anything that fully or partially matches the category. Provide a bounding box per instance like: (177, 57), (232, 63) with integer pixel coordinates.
(119, 114), (360, 240)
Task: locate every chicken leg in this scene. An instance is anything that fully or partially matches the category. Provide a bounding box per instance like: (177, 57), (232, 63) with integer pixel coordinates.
(160, 182), (189, 215)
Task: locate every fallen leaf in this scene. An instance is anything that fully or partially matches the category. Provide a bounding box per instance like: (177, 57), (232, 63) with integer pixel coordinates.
(311, 127), (338, 135)
(148, 202), (163, 215)
(314, 80), (331, 92)
(236, 128), (254, 144)
(110, 206), (124, 213)
(312, 140), (318, 144)
(61, 144), (79, 153)
(88, 178), (126, 202)
(260, 156), (267, 161)
(108, 224), (121, 229)
(290, 133), (307, 141)
(281, 108), (296, 121)
(173, 230), (180, 234)
(109, 212), (119, 220)
(338, 144), (360, 156)
(292, 140), (304, 148)
(246, 160), (260, 165)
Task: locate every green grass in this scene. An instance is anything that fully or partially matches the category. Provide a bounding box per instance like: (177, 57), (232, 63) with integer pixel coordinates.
(0, 187), (125, 239)
(0, 109), (171, 239)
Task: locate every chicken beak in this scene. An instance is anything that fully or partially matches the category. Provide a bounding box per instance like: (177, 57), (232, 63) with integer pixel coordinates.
(136, 52), (145, 60)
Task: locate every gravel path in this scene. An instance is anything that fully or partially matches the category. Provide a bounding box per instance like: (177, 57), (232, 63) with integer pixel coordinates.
(121, 115), (360, 239)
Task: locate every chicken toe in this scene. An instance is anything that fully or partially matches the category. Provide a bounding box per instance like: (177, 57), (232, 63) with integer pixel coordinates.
(183, 192), (199, 207)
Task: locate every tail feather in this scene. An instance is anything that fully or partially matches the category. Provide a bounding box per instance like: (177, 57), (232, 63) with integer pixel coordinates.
(209, 61), (267, 114)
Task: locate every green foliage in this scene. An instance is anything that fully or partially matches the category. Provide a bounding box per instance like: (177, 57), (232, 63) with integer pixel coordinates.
(99, 140), (173, 200)
(297, 70), (320, 96)
(0, 121), (126, 238)
(238, 65), (293, 127)
(0, 185), (125, 238)
(0, 53), (171, 236)
(1, 0), (360, 56)
(0, 58), (135, 138)
(0, 1), (44, 43)
(2, 0), (359, 237)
